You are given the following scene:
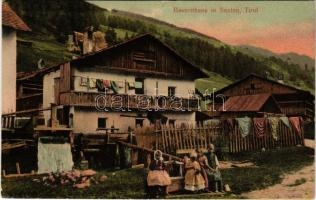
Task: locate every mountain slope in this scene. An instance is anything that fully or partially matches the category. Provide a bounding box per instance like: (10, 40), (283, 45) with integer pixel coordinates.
(7, 0), (314, 94)
(238, 45), (315, 71)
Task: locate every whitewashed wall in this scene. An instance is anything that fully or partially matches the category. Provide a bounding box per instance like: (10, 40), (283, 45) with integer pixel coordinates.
(73, 68), (195, 97)
(41, 67), (196, 131)
(2, 28), (16, 114)
(72, 109), (195, 133)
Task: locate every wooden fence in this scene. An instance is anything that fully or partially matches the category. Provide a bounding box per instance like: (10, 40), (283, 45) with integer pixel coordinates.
(135, 121), (304, 155)
(228, 122), (304, 153)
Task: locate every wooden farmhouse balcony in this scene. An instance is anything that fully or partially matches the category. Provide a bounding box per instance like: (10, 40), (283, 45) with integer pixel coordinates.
(16, 93), (43, 112)
(59, 91), (200, 111)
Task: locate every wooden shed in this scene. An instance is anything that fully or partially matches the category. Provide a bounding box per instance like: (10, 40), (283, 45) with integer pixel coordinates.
(215, 93), (281, 118)
(208, 74), (314, 120)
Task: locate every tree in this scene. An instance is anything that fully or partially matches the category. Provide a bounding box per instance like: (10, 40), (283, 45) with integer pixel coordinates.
(105, 28), (117, 46)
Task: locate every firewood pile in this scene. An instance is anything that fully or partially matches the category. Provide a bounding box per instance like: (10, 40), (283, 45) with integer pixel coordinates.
(33, 169), (108, 189)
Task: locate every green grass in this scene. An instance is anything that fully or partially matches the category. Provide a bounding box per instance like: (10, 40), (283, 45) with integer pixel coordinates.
(17, 32), (76, 72)
(1, 146), (313, 198)
(195, 72), (233, 111)
(222, 146), (314, 194)
(195, 72), (233, 94)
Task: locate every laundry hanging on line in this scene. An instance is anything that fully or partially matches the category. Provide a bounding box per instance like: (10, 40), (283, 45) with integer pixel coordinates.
(110, 80), (119, 94)
(289, 117), (302, 135)
(235, 117), (252, 137)
(204, 119), (221, 126)
(96, 79), (104, 91)
(280, 116), (291, 128)
(268, 117), (279, 141)
(253, 117), (268, 138)
(80, 77), (88, 86)
(88, 78), (96, 89)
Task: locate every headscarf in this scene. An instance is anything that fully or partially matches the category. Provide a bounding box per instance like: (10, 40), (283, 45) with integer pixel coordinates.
(154, 150), (163, 161)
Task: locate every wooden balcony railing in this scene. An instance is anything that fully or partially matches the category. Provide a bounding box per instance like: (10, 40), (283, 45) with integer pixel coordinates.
(16, 93), (43, 112)
(59, 91), (200, 111)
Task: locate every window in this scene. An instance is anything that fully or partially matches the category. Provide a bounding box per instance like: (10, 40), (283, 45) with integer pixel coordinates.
(168, 87), (176, 97)
(56, 107), (69, 125)
(169, 119), (176, 127)
(135, 78), (144, 94)
(133, 50), (156, 70)
(136, 119), (144, 127)
(98, 118), (107, 129)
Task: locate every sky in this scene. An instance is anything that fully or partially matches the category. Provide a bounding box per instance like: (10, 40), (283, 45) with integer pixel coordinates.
(89, 1), (315, 58)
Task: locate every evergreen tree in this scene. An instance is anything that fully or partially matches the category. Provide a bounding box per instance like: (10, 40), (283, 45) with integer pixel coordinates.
(105, 28), (118, 46)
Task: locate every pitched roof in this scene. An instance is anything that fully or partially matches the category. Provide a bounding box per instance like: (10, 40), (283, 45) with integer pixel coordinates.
(219, 93), (278, 112)
(18, 33), (208, 80)
(215, 73), (313, 97)
(2, 2), (31, 31)
(72, 33), (208, 78)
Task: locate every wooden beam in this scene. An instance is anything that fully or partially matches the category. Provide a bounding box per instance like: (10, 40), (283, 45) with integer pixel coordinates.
(2, 107), (51, 116)
(116, 141), (182, 161)
(22, 87), (43, 91)
(16, 93), (43, 100)
(3, 173), (36, 178)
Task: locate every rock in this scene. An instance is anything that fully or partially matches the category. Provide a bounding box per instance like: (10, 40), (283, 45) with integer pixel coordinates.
(224, 184), (231, 192)
(73, 169), (81, 178)
(81, 169), (96, 176)
(99, 175), (108, 182)
(74, 179), (90, 189)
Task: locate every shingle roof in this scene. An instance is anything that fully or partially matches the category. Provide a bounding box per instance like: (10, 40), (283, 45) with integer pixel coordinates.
(2, 2), (31, 31)
(219, 93), (273, 112)
(17, 33), (208, 80)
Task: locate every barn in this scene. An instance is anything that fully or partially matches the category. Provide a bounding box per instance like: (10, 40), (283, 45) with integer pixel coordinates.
(205, 73), (314, 121)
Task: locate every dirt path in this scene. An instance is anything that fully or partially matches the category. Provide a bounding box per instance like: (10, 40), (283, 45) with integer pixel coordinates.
(242, 139), (315, 199)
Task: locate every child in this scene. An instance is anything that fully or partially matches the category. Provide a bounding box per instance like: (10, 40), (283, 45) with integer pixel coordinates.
(197, 149), (209, 192)
(184, 152), (205, 192)
(147, 150), (171, 198)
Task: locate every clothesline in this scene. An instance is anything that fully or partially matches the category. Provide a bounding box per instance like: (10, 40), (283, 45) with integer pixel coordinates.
(218, 116), (303, 140)
(73, 75), (142, 85)
(76, 75), (143, 92)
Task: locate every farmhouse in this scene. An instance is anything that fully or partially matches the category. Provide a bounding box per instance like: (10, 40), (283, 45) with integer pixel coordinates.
(206, 74), (314, 120)
(16, 34), (207, 134)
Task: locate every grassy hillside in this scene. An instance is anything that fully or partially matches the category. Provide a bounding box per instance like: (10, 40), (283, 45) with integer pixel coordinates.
(238, 45), (315, 71)
(17, 33), (75, 72)
(8, 0), (314, 93)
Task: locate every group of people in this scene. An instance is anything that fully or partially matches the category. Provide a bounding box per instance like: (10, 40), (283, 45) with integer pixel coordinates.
(146, 144), (223, 198)
(184, 144), (223, 193)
